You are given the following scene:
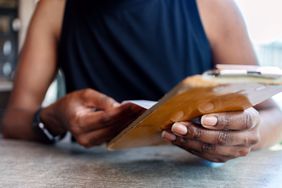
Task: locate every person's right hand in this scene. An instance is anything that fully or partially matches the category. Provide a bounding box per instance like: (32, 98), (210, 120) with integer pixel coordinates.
(41, 89), (145, 148)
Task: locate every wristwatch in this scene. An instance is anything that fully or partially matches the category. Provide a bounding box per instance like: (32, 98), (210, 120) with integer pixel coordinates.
(32, 108), (65, 144)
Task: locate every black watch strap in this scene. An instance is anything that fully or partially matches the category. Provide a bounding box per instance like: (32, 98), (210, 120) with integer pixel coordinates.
(32, 108), (65, 144)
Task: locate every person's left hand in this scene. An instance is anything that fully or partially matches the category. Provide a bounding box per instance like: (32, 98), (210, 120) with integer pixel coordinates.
(161, 107), (261, 162)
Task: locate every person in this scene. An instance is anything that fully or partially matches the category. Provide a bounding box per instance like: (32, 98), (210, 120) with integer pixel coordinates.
(2, 0), (282, 163)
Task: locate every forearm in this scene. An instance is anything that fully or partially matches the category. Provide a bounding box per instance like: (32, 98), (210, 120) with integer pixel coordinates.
(2, 108), (44, 142)
(253, 107), (282, 150)
(2, 106), (66, 143)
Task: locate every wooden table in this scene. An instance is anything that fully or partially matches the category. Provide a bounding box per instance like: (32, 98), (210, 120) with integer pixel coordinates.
(0, 138), (282, 188)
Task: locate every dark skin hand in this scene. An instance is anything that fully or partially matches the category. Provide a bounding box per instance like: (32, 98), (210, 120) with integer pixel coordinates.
(3, 0), (282, 162)
(159, 0), (282, 163)
(1, 0), (146, 147)
(162, 108), (260, 162)
(41, 89), (145, 148)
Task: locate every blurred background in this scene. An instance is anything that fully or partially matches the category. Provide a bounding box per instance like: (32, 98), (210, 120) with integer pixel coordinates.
(0, 0), (63, 119)
(235, 0), (282, 106)
(235, 0), (282, 66)
(0, 0), (281, 118)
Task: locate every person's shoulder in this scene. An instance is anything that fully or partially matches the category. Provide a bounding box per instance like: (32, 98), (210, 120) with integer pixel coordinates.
(33, 0), (66, 40)
(196, 0), (247, 46)
(36, 0), (66, 16)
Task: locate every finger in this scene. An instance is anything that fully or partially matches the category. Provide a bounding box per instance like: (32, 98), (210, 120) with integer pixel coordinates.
(170, 122), (259, 146)
(186, 149), (235, 163)
(81, 89), (120, 110)
(77, 103), (145, 133)
(80, 113), (139, 148)
(162, 130), (250, 157)
(161, 131), (230, 162)
(173, 137), (251, 158)
(200, 108), (260, 130)
(76, 124), (122, 148)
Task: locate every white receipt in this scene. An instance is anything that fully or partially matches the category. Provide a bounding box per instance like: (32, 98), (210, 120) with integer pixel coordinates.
(125, 100), (158, 109)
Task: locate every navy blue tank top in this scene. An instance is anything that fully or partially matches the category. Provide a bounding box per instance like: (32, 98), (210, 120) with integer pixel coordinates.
(58, 0), (213, 102)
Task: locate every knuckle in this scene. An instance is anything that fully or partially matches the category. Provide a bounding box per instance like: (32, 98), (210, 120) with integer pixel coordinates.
(229, 148), (241, 157)
(243, 136), (249, 146)
(100, 113), (111, 124)
(238, 148), (250, 157)
(207, 158), (219, 163)
(187, 149), (199, 156)
(69, 125), (79, 134)
(208, 157), (228, 163)
(217, 131), (232, 145)
(100, 94), (109, 102)
(250, 134), (260, 146)
(104, 96), (116, 107)
(187, 126), (202, 140)
(173, 137), (186, 147)
(244, 131), (260, 146)
(217, 158), (228, 163)
(77, 137), (92, 148)
(83, 88), (94, 97)
(97, 94), (115, 108)
(69, 122), (79, 133)
(69, 116), (82, 134)
(256, 132), (261, 144)
(81, 89), (96, 101)
(217, 113), (230, 129)
(201, 143), (216, 153)
(211, 158), (220, 163)
(70, 111), (80, 123)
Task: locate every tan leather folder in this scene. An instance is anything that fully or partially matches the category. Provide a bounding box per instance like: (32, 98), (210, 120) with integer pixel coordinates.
(107, 65), (282, 150)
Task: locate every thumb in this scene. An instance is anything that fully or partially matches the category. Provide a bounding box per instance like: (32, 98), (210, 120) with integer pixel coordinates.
(82, 89), (120, 110)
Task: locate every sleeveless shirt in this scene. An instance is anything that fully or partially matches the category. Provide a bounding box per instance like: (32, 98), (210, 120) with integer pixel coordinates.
(58, 0), (213, 102)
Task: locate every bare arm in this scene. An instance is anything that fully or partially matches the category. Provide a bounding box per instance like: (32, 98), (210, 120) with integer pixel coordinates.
(1, 0), (66, 141)
(162, 0), (282, 162)
(1, 0), (144, 146)
(197, 0), (282, 149)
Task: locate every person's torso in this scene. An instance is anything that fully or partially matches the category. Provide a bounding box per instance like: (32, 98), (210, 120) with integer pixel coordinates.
(58, 0), (213, 101)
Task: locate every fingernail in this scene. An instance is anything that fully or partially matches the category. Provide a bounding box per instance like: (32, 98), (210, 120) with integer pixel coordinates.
(201, 115), (218, 127)
(171, 123), (188, 135)
(161, 131), (176, 141)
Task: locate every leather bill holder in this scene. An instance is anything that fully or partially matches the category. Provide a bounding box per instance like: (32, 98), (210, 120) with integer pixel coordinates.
(107, 65), (282, 150)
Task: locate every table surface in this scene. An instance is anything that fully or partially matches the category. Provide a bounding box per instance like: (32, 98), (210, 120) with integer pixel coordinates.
(0, 139), (282, 188)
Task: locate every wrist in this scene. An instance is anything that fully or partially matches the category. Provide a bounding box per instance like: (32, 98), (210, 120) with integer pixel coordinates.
(39, 106), (67, 137)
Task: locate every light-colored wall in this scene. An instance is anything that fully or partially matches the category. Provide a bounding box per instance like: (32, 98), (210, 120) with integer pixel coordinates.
(18, 0), (36, 50)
